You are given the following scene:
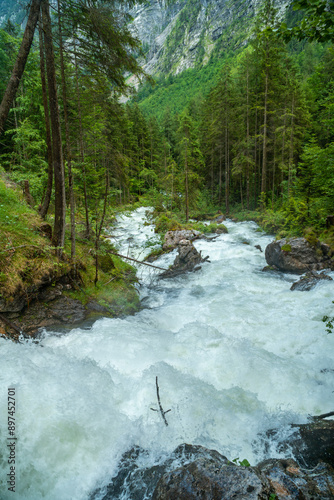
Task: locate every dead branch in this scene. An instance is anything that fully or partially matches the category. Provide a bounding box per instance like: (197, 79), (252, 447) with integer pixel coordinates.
(313, 411), (334, 420)
(150, 376), (171, 426)
(109, 251), (167, 271)
(103, 277), (116, 285)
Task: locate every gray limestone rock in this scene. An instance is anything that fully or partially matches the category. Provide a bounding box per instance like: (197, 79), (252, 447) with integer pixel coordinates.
(163, 229), (201, 250)
(265, 237), (333, 274)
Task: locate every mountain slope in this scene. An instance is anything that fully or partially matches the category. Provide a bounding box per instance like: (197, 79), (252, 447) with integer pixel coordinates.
(0, 0), (27, 26)
(131, 0), (289, 77)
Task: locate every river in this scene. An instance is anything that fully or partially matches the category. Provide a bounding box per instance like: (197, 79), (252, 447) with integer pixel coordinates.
(0, 207), (333, 499)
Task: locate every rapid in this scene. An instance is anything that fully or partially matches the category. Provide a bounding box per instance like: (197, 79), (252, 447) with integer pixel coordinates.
(0, 207), (333, 499)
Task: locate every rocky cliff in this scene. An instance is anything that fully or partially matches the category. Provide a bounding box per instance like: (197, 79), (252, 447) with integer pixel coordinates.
(130, 0), (289, 76)
(1, 0), (290, 77)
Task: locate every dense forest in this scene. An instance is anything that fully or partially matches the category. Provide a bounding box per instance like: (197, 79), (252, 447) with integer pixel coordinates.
(0, 0), (334, 258)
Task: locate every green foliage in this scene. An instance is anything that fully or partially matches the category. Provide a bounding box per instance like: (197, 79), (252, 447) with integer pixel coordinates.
(232, 458), (251, 467)
(323, 303), (334, 334)
(278, 0), (334, 43)
(154, 214), (182, 235)
(135, 59), (225, 120)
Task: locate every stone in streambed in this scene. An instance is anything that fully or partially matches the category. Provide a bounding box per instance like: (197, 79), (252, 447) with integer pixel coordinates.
(265, 237), (333, 274)
(163, 229), (201, 251)
(153, 459), (268, 500)
(290, 270), (332, 291)
(160, 240), (209, 278)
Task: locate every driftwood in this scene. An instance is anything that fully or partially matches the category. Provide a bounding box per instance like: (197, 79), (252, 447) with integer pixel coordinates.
(150, 376), (171, 427)
(109, 251), (167, 271)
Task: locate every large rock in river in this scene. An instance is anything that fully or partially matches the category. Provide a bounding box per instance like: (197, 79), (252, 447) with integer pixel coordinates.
(160, 240), (209, 278)
(265, 237), (333, 274)
(163, 229), (201, 251)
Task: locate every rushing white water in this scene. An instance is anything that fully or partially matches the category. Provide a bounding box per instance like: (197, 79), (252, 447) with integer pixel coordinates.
(1, 207), (333, 499)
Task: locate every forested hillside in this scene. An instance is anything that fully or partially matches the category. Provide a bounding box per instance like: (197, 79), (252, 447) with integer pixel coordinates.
(0, 0), (334, 322)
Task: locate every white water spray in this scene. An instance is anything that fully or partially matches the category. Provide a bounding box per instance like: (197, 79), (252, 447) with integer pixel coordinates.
(0, 207), (333, 499)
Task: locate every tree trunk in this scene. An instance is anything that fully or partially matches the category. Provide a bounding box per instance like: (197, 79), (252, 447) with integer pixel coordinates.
(185, 137), (189, 223)
(219, 147), (222, 206)
(58, 0), (75, 259)
(42, 0), (66, 254)
(0, 0), (42, 135)
(94, 165), (109, 286)
(38, 14), (53, 220)
(246, 56), (250, 210)
(261, 71), (269, 206)
(74, 47), (90, 238)
(288, 97), (295, 199)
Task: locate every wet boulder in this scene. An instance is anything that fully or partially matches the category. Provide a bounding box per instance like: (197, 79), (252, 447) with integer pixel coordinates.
(153, 458), (269, 500)
(90, 442), (334, 500)
(263, 418), (334, 469)
(290, 270), (333, 291)
(163, 229), (201, 251)
(265, 237), (333, 274)
(287, 419), (334, 468)
(160, 240), (209, 278)
(257, 458), (334, 499)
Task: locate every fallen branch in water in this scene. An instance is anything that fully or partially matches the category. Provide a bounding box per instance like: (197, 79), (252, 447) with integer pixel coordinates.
(109, 251), (167, 271)
(313, 411), (334, 420)
(150, 376), (171, 426)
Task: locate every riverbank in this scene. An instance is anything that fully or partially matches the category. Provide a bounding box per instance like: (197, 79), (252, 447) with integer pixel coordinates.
(0, 177), (140, 340)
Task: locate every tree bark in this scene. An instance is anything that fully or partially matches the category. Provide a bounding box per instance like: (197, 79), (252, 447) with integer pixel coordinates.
(261, 71), (269, 206)
(74, 47), (90, 238)
(185, 135), (189, 223)
(58, 0), (76, 259)
(0, 0), (42, 135)
(42, 0), (66, 254)
(38, 14), (53, 219)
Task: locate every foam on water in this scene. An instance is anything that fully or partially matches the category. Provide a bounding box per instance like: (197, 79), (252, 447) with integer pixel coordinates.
(1, 207), (333, 499)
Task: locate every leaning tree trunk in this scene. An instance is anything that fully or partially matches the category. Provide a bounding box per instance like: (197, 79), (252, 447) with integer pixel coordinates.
(0, 0), (42, 135)
(42, 0), (66, 254)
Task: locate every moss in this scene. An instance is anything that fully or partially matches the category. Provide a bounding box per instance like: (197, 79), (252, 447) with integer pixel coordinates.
(154, 214), (182, 235)
(0, 178), (141, 320)
(281, 244), (292, 252)
(304, 227), (319, 247)
(98, 254), (116, 274)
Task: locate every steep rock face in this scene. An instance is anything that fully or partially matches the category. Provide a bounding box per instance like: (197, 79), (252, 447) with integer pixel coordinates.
(130, 0), (289, 76)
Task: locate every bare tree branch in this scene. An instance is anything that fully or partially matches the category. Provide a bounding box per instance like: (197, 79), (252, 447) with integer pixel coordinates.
(151, 376), (171, 427)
